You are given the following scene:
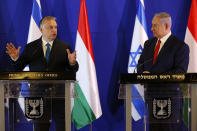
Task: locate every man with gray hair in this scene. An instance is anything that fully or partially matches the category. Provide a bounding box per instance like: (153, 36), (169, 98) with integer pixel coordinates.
(6, 16), (78, 131)
(137, 12), (189, 130)
(138, 12), (189, 73)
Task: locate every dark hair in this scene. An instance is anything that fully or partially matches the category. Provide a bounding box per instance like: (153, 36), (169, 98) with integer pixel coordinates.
(39, 16), (56, 28)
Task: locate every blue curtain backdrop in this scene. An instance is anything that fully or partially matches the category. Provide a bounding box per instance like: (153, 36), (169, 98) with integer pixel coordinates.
(0, 0), (191, 131)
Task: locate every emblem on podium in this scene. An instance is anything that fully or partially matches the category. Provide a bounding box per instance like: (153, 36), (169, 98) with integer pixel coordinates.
(25, 97), (44, 119)
(153, 98), (171, 119)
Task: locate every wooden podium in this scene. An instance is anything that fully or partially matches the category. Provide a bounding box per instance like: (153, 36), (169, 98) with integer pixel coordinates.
(119, 73), (197, 131)
(0, 72), (76, 131)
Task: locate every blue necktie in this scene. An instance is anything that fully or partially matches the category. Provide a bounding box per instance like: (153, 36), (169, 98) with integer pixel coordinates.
(45, 43), (50, 62)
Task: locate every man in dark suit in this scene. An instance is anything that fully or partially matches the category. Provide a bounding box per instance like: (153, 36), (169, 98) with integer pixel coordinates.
(137, 12), (189, 131)
(6, 16), (78, 131)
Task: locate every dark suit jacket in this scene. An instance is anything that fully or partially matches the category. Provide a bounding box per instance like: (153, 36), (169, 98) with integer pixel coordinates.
(137, 35), (189, 129)
(137, 35), (189, 73)
(13, 37), (78, 72)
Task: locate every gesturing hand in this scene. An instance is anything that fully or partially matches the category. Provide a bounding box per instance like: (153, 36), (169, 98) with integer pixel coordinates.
(6, 43), (21, 60)
(66, 49), (76, 66)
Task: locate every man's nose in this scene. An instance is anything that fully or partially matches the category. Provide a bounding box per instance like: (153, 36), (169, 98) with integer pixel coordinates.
(151, 27), (153, 31)
(52, 28), (57, 32)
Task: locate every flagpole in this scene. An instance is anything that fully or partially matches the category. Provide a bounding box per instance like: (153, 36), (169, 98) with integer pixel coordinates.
(126, 84), (132, 131)
(144, 115), (146, 131)
(89, 123), (92, 131)
(191, 85), (197, 131)
(0, 83), (5, 131)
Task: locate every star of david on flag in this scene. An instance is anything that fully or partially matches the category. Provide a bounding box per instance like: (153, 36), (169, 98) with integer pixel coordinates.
(129, 45), (143, 68)
(128, 0), (148, 121)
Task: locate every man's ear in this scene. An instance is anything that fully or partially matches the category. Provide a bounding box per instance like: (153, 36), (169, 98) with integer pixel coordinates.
(40, 27), (42, 32)
(165, 23), (170, 30)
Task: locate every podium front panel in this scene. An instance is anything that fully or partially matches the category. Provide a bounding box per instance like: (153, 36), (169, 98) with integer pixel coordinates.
(0, 72), (76, 131)
(119, 74), (197, 131)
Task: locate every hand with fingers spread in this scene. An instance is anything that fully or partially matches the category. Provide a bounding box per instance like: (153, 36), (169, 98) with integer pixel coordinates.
(5, 16), (79, 130)
(6, 43), (21, 60)
(66, 49), (76, 66)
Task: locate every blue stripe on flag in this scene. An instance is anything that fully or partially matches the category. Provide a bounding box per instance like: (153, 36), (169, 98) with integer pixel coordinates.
(21, 83), (30, 97)
(136, 0), (148, 35)
(32, 0), (42, 27)
(128, 0), (148, 122)
(132, 85), (146, 117)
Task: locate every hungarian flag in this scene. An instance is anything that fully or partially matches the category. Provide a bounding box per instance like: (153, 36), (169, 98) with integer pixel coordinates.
(72, 0), (102, 129)
(185, 0), (197, 73)
(184, 0), (197, 128)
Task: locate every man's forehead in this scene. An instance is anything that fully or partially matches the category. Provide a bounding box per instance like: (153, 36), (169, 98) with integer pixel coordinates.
(152, 17), (160, 23)
(44, 20), (57, 25)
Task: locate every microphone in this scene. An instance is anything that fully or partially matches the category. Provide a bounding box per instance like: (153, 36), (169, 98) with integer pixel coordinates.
(133, 58), (153, 73)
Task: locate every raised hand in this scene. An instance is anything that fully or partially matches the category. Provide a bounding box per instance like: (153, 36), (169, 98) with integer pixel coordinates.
(66, 49), (76, 65)
(6, 43), (21, 60)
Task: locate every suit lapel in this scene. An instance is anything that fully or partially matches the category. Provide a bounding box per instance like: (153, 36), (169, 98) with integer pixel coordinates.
(34, 38), (45, 59)
(36, 38), (47, 65)
(150, 38), (157, 63)
(154, 35), (173, 64)
(47, 39), (57, 64)
(38, 39), (45, 57)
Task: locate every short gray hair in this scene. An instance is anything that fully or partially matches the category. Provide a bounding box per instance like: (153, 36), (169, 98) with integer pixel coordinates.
(154, 12), (172, 28)
(39, 16), (56, 28)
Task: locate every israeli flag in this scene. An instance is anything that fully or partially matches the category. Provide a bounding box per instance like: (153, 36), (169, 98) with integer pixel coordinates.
(23, 0), (42, 71)
(27, 0), (42, 43)
(128, 0), (148, 121)
(18, 0), (42, 116)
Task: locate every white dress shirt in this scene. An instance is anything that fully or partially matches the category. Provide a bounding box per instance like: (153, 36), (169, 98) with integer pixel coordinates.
(42, 38), (54, 57)
(157, 31), (171, 54)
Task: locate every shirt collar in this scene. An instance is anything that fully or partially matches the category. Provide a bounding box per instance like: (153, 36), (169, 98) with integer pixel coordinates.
(159, 31), (171, 44)
(42, 37), (54, 46)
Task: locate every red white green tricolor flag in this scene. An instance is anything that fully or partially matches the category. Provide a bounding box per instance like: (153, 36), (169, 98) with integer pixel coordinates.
(72, 0), (102, 129)
(183, 0), (197, 128)
(185, 0), (197, 72)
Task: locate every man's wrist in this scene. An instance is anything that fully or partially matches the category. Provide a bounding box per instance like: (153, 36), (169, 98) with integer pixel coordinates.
(11, 56), (19, 61)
